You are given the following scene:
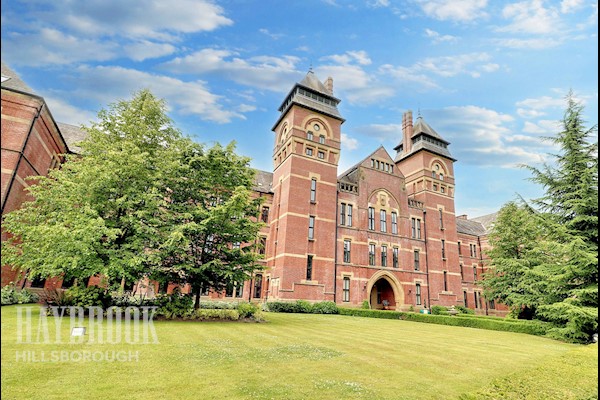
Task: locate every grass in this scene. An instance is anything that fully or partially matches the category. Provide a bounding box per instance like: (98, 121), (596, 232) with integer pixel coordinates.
(1, 305), (597, 400)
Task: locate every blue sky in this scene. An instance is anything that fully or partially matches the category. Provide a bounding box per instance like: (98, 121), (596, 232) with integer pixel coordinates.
(1, 0), (598, 217)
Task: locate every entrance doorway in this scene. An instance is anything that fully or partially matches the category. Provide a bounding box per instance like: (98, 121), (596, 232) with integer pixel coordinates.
(370, 278), (396, 310)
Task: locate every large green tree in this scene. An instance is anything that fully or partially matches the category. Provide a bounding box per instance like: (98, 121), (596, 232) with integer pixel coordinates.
(483, 92), (598, 342)
(2, 90), (263, 298)
(153, 141), (264, 308)
(2, 90), (180, 286)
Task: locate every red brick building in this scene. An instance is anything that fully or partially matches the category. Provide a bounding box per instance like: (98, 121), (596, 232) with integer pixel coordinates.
(1, 64), (506, 315)
(255, 70), (506, 315)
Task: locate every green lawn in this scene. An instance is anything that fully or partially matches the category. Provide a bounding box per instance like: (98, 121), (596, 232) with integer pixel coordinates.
(1, 305), (597, 400)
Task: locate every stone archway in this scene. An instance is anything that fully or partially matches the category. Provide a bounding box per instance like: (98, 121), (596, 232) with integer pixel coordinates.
(366, 271), (404, 310)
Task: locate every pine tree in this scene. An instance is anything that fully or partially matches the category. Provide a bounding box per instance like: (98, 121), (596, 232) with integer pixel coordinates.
(485, 92), (598, 342)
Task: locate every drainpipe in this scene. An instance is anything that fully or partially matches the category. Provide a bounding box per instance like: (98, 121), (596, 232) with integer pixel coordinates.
(477, 235), (488, 315)
(333, 187), (339, 303)
(422, 209), (431, 310)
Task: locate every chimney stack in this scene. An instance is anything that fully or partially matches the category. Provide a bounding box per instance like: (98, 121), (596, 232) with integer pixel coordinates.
(402, 110), (414, 154)
(324, 77), (333, 95)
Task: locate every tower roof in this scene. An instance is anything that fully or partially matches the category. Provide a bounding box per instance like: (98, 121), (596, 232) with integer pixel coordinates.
(272, 70), (344, 130)
(395, 115), (456, 162)
(413, 116), (449, 144)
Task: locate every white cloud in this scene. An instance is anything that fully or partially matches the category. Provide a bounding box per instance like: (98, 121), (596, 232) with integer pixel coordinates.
(424, 28), (458, 44)
(499, 0), (562, 34)
(368, 0), (391, 8)
(259, 28), (284, 40)
(341, 133), (359, 150)
(516, 95), (565, 118)
(522, 119), (561, 134)
(49, 0), (232, 39)
(416, 0), (488, 22)
(415, 53), (493, 77)
(380, 52), (497, 90)
(68, 65), (245, 124)
(162, 49), (302, 92)
(2, 0), (232, 66)
(560, 0), (585, 13)
(379, 64), (439, 90)
(321, 51), (372, 66)
(124, 41), (177, 62)
(3, 29), (118, 66)
(316, 52), (394, 105)
(45, 96), (98, 126)
(425, 105), (552, 167)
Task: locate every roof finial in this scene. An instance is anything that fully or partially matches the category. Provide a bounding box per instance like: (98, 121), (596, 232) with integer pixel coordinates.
(309, 61), (313, 74)
(417, 106), (422, 120)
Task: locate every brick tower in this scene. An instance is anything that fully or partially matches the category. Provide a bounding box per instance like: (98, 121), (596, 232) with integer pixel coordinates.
(267, 70), (344, 301)
(394, 111), (462, 307)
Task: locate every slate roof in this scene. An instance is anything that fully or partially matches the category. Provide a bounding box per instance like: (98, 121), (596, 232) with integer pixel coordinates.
(55, 122), (87, 154)
(1, 61), (34, 94)
(253, 169), (273, 194)
(273, 70), (344, 130)
(471, 212), (498, 234)
(395, 116), (456, 162)
(456, 218), (487, 236)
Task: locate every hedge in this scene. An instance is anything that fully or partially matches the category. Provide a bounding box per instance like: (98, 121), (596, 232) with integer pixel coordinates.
(267, 300), (339, 314)
(338, 308), (552, 337)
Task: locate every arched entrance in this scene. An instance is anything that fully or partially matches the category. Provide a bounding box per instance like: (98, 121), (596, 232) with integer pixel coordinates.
(366, 271), (404, 310)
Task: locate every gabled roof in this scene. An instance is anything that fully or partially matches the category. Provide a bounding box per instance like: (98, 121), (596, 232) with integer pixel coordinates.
(1, 61), (34, 94)
(338, 145), (402, 184)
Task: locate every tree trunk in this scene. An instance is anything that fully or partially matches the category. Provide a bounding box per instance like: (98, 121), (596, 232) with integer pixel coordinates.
(193, 284), (202, 310)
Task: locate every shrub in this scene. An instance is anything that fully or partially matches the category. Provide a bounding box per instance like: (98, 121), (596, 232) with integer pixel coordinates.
(311, 301), (339, 314)
(194, 309), (240, 321)
(267, 300), (339, 314)
(361, 300), (371, 309)
(16, 289), (39, 304)
(43, 288), (73, 309)
(431, 305), (449, 315)
(1, 285), (18, 305)
(199, 301), (237, 310)
(455, 305), (475, 315)
(155, 292), (194, 318)
(266, 301), (298, 313)
(296, 300), (313, 313)
(65, 285), (112, 309)
(339, 308), (402, 320)
(237, 302), (259, 318)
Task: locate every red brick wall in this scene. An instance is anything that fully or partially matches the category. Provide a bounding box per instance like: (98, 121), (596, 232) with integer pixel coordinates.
(1, 89), (68, 288)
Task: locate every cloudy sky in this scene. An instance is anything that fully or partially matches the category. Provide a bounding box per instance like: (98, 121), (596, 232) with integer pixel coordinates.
(1, 0), (597, 217)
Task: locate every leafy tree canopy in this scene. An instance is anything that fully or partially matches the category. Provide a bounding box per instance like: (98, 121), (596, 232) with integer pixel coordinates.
(2, 90), (264, 297)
